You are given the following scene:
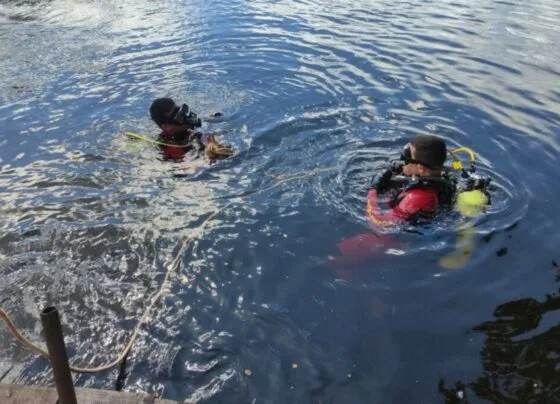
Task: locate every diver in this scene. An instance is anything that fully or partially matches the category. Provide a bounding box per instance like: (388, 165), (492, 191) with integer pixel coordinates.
(331, 134), (490, 273)
(149, 97), (234, 161)
(367, 134), (455, 225)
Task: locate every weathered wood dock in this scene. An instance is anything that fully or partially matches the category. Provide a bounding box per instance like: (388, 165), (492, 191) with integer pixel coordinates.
(0, 384), (179, 404)
(1, 307), (182, 403)
(0, 361), (24, 385)
(1, 361), (179, 403)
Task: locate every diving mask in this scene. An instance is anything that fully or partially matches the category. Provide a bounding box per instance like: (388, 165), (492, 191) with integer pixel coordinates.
(170, 103), (202, 129)
(400, 144), (412, 163)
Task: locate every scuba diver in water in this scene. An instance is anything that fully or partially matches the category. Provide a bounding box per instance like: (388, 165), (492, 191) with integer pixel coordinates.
(149, 97), (234, 162)
(331, 134), (487, 273)
(367, 134), (454, 226)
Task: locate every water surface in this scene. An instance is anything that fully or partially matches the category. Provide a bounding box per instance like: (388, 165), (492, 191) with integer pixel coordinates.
(1, 0), (559, 402)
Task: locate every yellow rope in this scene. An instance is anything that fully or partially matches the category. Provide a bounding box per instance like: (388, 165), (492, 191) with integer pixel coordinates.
(122, 131), (189, 148)
(123, 131), (235, 159)
(0, 309), (49, 358)
(0, 167), (332, 373)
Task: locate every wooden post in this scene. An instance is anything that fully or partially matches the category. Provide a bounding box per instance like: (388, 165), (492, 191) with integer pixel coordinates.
(40, 307), (77, 404)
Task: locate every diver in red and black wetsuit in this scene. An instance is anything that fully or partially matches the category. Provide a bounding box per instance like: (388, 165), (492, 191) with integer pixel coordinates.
(367, 134), (454, 226)
(332, 135), (455, 271)
(149, 98), (234, 162)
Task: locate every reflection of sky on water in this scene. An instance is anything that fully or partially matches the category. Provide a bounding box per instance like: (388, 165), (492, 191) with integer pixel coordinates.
(245, 0), (560, 150)
(0, 0), (201, 104)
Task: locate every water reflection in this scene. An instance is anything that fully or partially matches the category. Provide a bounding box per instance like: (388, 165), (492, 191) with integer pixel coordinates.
(439, 281), (560, 403)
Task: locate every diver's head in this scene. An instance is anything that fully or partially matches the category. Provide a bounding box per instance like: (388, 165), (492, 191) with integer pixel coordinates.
(401, 135), (447, 177)
(150, 97), (202, 131)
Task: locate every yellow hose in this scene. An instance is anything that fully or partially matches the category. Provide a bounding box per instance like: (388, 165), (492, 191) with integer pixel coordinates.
(450, 147), (476, 162)
(122, 131), (189, 148)
(448, 146), (476, 172)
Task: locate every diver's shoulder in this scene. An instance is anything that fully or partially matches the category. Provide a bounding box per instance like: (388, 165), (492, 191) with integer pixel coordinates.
(405, 186), (439, 199)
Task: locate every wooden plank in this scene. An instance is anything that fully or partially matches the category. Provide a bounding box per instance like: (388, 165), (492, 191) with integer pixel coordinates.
(0, 362), (13, 383)
(0, 384), (58, 404)
(0, 384), (179, 404)
(0, 362), (25, 384)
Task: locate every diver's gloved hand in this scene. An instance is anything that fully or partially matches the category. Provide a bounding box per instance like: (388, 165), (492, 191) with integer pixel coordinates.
(389, 160), (404, 173)
(370, 168), (393, 192)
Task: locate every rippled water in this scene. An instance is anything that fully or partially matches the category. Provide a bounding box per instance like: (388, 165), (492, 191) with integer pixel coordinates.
(1, 0), (560, 402)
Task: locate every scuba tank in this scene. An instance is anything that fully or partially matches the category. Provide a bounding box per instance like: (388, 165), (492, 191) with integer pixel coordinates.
(439, 148), (491, 270)
(449, 148), (491, 217)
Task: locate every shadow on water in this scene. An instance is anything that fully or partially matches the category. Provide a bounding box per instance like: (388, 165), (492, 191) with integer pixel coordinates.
(439, 264), (560, 403)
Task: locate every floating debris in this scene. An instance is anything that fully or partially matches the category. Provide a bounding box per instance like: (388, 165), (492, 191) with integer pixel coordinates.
(496, 247), (508, 257)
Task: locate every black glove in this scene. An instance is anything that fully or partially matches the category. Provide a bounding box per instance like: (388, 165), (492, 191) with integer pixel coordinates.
(370, 168), (393, 193)
(389, 159), (404, 173)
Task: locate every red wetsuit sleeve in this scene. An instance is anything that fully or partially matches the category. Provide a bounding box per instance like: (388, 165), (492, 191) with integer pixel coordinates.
(367, 189), (407, 226)
(366, 188), (438, 227)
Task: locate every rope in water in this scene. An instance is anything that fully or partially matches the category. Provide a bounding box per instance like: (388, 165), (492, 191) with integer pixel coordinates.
(122, 131), (189, 148)
(0, 166), (333, 373)
(123, 131), (235, 158)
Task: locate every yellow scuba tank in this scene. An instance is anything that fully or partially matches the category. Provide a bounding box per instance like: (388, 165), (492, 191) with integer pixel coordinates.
(455, 189), (489, 218)
(440, 146), (491, 270)
(447, 146), (490, 217)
